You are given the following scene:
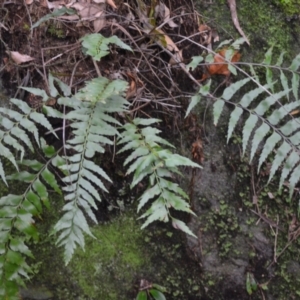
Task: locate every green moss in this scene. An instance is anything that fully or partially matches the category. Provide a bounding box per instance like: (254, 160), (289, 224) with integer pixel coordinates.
(69, 213), (149, 299)
(273, 0), (300, 15)
(196, 0), (300, 61)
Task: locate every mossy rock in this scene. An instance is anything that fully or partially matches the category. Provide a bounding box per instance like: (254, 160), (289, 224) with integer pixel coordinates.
(69, 214), (149, 299)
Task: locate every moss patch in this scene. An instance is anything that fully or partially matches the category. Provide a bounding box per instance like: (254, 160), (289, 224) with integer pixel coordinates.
(69, 213), (149, 299)
(196, 0), (300, 61)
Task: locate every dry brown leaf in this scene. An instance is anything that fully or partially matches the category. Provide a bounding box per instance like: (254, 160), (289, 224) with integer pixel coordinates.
(75, 3), (105, 20)
(47, 0), (65, 9)
(57, 14), (79, 21)
(125, 72), (144, 99)
(169, 50), (182, 65)
(7, 51), (34, 65)
(191, 139), (204, 164)
(201, 48), (241, 81)
(26, 0), (34, 5)
(106, 0), (117, 9)
(93, 11), (106, 32)
(199, 24), (211, 46)
(155, 3), (178, 28)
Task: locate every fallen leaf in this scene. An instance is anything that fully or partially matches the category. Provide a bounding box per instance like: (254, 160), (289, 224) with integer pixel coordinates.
(155, 3), (178, 28)
(191, 139), (204, 164)
(106, 0), (117, 9)
(93, 11), (106, 32)
(201, 48), (241, 81)
(7, 51), (35, 64)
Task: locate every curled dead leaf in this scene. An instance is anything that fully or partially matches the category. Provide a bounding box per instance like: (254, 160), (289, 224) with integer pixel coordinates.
(7, 51), (35, 65)
(155, 3), (178, 28)
(191, 139), (204, 164)
(125, 72), (144, 99)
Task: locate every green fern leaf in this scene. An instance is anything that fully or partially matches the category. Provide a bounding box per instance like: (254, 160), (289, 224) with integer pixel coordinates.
(119, 139), (142, 153)
(279, 151), (299, 189)
(26, 190), (42, 214)
(276, 51), (285, 66)
(254, 90), (290, 116)
(137, 184), (161, 212)
(268, 141), (291, 183)
(186, 94), (201, 118)
(140, 199), (169, 229)
(164, 154), (200, 168)
(3, 135), (25, 160)
(292, 73), (299, 100)
(131, 166), (154, 189)
(83, 160), (111, 182)
(124, 147), (150, 166)
(11, 127), (34, 152)
(10, 98), (31, 114)
(280, 71), (289, 100)
(41, 168), (62, 195)
(222, 78), (251, 101)
(227, 106), (243, 142)
(289, 53), (300, 71)
(127, 154), (154, 175)
(20, 87), (49, 102)
(186, 56), (204, 71)
(133, 118), (161, 126)
(258, 131), (281, 171)
(48, 73), (71, 97)
(268, 101), (300, 125)
(161, 190), (192, 213)
(213, 99), (225, 126)
(81, 33), (132, 61)
(289, 131), (300, 146)
(0, 161), (7, 185)
(43, 106), (64, 118)
(82, 168), (108, 192)
(280, 118), (300, 136)
(76, 77), (128, 104)
(159, 178), (188, 199)
(288, 165), (300, 198)
(239, 83), (273, 108)
(250, 123), (270, 162)
(263, 47), (274, 92)
(242, 114), (258, 155)
(55, 207), (95, 264)
(54, 76), (128, 264)
(185, 80), (211, 117)
(0, 144), (18, 171)
(33, 179), (49, 208)
(120, 118), (197, 236)
(172, 218), (197, 238)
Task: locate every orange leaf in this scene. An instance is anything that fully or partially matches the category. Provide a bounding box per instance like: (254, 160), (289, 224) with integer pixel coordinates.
(201, 49), (241, 81)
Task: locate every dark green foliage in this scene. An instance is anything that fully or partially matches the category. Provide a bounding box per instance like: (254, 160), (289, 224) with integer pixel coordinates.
(187, 47), (300, 199)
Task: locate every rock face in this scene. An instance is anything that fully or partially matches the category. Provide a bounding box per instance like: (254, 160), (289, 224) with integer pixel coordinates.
(186, 111), (274, 299)
(20, 286), (54, 300)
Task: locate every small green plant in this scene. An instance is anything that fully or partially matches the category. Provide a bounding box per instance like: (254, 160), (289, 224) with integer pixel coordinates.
(136, 280), (167, 300)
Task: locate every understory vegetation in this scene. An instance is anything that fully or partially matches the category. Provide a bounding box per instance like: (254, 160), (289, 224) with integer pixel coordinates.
(0, 0), (300, 298)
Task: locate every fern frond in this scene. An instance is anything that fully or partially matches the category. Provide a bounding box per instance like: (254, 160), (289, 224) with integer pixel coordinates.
(0, 140), (62, 297)
(193, 47), (300, 199)
(53, 77), (129, 264)
(0, 98), (58, 183)
(81, 33), (132, 61)
(119, 118), (200, 238)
